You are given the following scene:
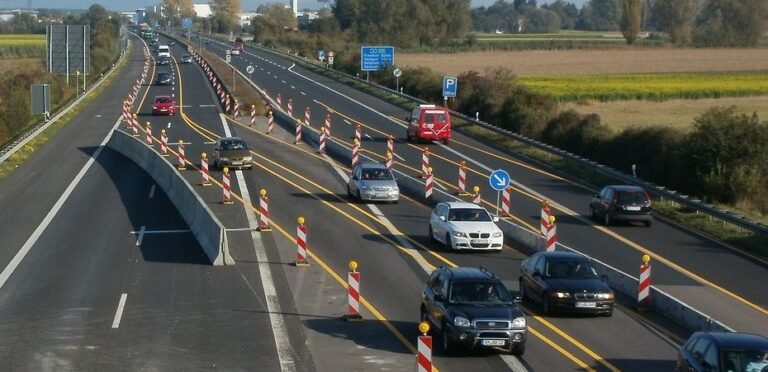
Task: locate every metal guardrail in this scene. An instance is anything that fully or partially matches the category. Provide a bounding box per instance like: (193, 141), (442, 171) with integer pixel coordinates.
(198, 34), (768, 236)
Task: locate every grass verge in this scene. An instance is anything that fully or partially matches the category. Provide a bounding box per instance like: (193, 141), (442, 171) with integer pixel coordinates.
(0, 47), (130, 182)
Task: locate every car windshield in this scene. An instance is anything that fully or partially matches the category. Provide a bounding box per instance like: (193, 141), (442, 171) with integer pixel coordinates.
(156, 97), (171, 103)
(158, 73), (169, 79)
(545, 259), (600, 279)
(220, 140), (247, 150)
(361, 168), (393, 181)
(182, 55), (190, 59)
(721, 349), (768, 372)
(448, 208), (491, 222)
(448, 281), (510, 304)
(618, 191), (647, 204)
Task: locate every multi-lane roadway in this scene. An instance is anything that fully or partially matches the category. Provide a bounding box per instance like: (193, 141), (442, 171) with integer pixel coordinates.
(0, 30), (764, 371)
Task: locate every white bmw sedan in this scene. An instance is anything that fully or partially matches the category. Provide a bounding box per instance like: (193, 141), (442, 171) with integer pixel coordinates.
(429, 202), (504, 252)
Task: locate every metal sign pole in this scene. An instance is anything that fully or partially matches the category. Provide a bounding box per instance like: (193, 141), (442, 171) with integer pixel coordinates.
(496, 191), (500, 217)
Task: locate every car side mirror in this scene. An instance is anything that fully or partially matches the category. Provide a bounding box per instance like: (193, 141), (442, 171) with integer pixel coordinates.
(493, 216), (500, 222)
(513, 296), (522, 303)
(532, 270), (541, 277)
(352, 175), (358, 181)
(439, 216), (446, 222)
(434, 294), (445, 302)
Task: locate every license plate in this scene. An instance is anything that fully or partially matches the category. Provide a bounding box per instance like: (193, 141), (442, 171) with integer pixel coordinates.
(231, 161), (242, 165)
(471, 239), (488, 245)
(626, 206), (641, 211)
(481, 339), (506, 346)
(575, 302), (597, 308)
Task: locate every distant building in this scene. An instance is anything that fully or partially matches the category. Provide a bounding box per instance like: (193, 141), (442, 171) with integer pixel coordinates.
(240, 11), (259, 26)
(193, 3), (211, 18)
(297, 11), (319, 26)
(291, 0), (298, 16)
(0, 9), (38, 22)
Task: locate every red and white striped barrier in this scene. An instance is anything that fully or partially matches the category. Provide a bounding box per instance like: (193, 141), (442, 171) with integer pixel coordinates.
(638, 255), (651, 309)
(287, 99), (293, 118)
(355, 124), (362, 144)
(304, 107), (311, 126)
(540, 200), (551, 236)
(421, 147), (430, 178)
(295, 217), (309, 267)
(385, 151), (393, 171)
(457, 160), (467, 195)
(294, 119), (303, 144)
(417, 323), (432, 372)
(145, 122), (153, 146)
(200, 153), (211, 186)
(222, 167), (234, 204)
(343, 260), (363, 321)
(160, 129), (168, 156)
(233, 100), (239, 118)
(250, 105), (256, 126)
(351, 139), (360, 168)
(324, 114), (331, 135)
(131, 116), (139, 137)
(501, 187), (512, 218)
(267, 110), (274, 134)
(177, 141), (187, 170)
(225, 95), (231, 114)
(258, 189), (271, 231)
(545, 215), (557, 252)
(276, 93), (282, 107)
(425, 167), (434, 200)
(387, 135), (394, 156)
(472, 186), (481, 204)
(318, 126), (327, 154)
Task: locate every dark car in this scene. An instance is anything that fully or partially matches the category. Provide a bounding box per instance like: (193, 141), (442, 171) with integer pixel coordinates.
(157, 55), (170, 65)
(676, 332), (768, 372)
(590, 185), (653, 227)
(519, 251), (614, 316)
(421, 266), (527, 355)
(212, 137), (252, 170)
(155, 72), (172, 85)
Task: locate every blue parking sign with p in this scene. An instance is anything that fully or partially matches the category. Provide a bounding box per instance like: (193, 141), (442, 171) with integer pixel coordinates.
(443, 77), (458, 98)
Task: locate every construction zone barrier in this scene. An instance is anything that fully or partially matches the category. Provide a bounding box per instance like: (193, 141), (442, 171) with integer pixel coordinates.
(343, 260), (363, 321)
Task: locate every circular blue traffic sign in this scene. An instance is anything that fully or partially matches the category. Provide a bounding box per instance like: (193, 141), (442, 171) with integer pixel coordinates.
(489, 169), (511, 191)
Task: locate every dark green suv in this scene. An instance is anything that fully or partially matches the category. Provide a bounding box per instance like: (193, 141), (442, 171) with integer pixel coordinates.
(421, 266), (527, 355)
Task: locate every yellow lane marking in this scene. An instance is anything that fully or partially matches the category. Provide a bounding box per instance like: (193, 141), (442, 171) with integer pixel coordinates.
(532, 315), (620, 372)
(528, 327), (596, 372)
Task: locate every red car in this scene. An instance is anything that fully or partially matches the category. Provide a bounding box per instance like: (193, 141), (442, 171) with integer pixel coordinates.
(152, 95), (176, 115)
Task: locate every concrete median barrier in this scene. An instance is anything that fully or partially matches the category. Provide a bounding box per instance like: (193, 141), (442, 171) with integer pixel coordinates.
(107, 130), (233, 265)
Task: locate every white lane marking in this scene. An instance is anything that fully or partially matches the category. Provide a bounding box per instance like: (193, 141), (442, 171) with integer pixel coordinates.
(273, 76), (278, 79)
(167, 122), (172, 128)
(300, 92), (306, 96)
(217, 113), (295, 371)
(343, 119), (351, 125)
(135, 226), (146, 246)
(499, 354), (528, 372)
(363, 134), (373, 140)
(148, 185), (156, 199)
(281, 80), (287, 84)
(290, 85), (295, 89)
(0, 116), (121, 291)
(393, 152), (406, 162)
(129, 229), (191, 234)
(111, 293), (128, 329)
(199, 104), (216, 108)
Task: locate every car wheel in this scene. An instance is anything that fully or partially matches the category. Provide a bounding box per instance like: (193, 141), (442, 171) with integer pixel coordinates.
(603, 309), (614, 317)
(507, 342), (525, 356)
(442, 138), (449, 145)
(441, 328), (454, 355)
(420, 307), (429, 324)
(542, 294), (554, 315)
(604, 212), (611, 226)
(590, 206), (597, 220)
(428, 225), (436, 242)
(406, 130), (412, 142)
(644, 219), (652, 227)
(346, 184), (352, 197)
(518, 280), (527, 301)
(445, 233), (453, 251)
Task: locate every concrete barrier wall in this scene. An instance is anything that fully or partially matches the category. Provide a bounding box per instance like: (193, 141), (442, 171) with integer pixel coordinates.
(106, 130), (233, 265)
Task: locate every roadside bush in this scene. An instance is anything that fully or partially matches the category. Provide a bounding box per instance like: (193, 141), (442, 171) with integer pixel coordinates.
(400, 66), (443, 103)
(603, 125), (686, 187)
(494, 84), (558, 138)
(541, 110), (609, 156)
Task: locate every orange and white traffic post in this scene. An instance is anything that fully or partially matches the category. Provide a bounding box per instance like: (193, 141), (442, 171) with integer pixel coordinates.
(304, 107), (311, 126)
(354, 124), (362, 144)
(258, 189), (271, 231)
(233, 99), (240, 118)
(222, 167), (234, 204)
(638, 255), (651, 310)
(324, 114), (331, 135)
(131, 114), (140, 137)
(276, 93), (282, 107)
(145, 122), (153, 146)
(287, 98), (293, 118)
(176, 140), (187, 170)
(200, 152), (212, 186)
(540, 200), (551, 236)
(317, 126), (327, 154)
(545, 215), (557, 252)
(457, 160), (468, 195)
(267, 109), (274, 134)
(343, 260), (363, 321)
(295, 217), (309, 267)
(294, 118), (303, 144)
(425, 167), (434, 200)
(250, 105), (256, 126)
(160, 129), (169, 156)
(472, 186), (481, 204)
(417, 322), (432, 372)
(387, 135), (394, 156)
(501, 186), (512, 218)
(421, 147), (430, 178)
(385, 151), (393, 171)
(351, 139), (360, 168)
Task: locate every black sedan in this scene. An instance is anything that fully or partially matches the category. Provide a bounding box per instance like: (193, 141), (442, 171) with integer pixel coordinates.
(590, 185), (653, 227)
(519, 251), (614, 316)
(155, 72), (171, 85)
(676, 332), (768, 372)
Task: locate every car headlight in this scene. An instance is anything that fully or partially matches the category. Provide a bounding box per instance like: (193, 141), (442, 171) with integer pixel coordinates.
(453, 316), (470, 328)
(153, 105), (158, 110)
(492, 231), (503, 238)
(243, 156), (253, 162)
(553, 292), (570, 298)
(596, 292), (614, 300)
(511, 317), (526, 329)
(453, 231), (467, 238)
(359, 184), (370, 191)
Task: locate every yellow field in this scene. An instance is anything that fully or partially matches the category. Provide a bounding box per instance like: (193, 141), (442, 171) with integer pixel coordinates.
(0, 34), (45, 47)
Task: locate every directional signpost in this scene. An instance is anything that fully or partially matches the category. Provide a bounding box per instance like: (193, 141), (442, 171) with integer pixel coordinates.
(225, 49), (231, 63)
(393, 68), (402, 92)
(489, 169), (511, 217)
(246, 65), (254, 81)
(361, 46), (394, 81)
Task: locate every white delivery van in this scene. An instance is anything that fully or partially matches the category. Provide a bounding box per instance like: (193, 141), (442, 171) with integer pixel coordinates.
(157, 45), (170, 58)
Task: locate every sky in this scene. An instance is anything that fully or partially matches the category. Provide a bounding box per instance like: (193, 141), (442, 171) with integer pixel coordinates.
(6, 0), (588, 12)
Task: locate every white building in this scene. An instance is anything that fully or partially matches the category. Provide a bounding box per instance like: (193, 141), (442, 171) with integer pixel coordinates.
(291, 0), (298, 16)
(193, 3), (211, 18)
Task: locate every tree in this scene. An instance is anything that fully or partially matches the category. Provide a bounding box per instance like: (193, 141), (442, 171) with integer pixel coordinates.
(652, 0), (697, 44)
(694, 0), (768, 46)
(210, 0), (241, 33)
(620, 0), (645, 44)
(526, 8), (562, 33)
(579, 0), (620, 30)
(542, 0), (580, 29)
(252, 4), (297, 43)
(162, 0), (195, 27)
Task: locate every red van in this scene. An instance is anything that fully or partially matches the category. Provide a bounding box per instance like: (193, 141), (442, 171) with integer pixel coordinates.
(406, 104), (452, 144)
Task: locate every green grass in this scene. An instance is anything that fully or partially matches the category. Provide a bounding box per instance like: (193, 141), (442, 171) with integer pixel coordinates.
(0, 34), (46, 58)
(521, 72), (768, 102)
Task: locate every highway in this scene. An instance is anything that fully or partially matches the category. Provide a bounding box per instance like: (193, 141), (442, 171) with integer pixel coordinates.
(0, 28), (761, 371)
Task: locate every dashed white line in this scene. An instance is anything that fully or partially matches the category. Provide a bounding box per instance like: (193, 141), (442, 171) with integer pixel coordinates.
(148, 185), (156, 199)
(343, 119), (352, 125)
(135, 226), (146, 246)
(300, 92), (306, 96)
(111, 293), (128, 329)
(290, 85), (295, 89)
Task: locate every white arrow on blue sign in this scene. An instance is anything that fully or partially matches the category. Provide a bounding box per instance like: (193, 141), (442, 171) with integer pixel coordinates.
(489, 169), (511, 191)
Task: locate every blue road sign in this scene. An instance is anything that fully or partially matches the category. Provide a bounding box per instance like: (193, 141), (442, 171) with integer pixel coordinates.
(443, 76), (458, 97)
(318, 50), (325, 61)
(182, 17), (192, 29)
(489, 169), (511, 191)
(360, 46), (395, 71)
